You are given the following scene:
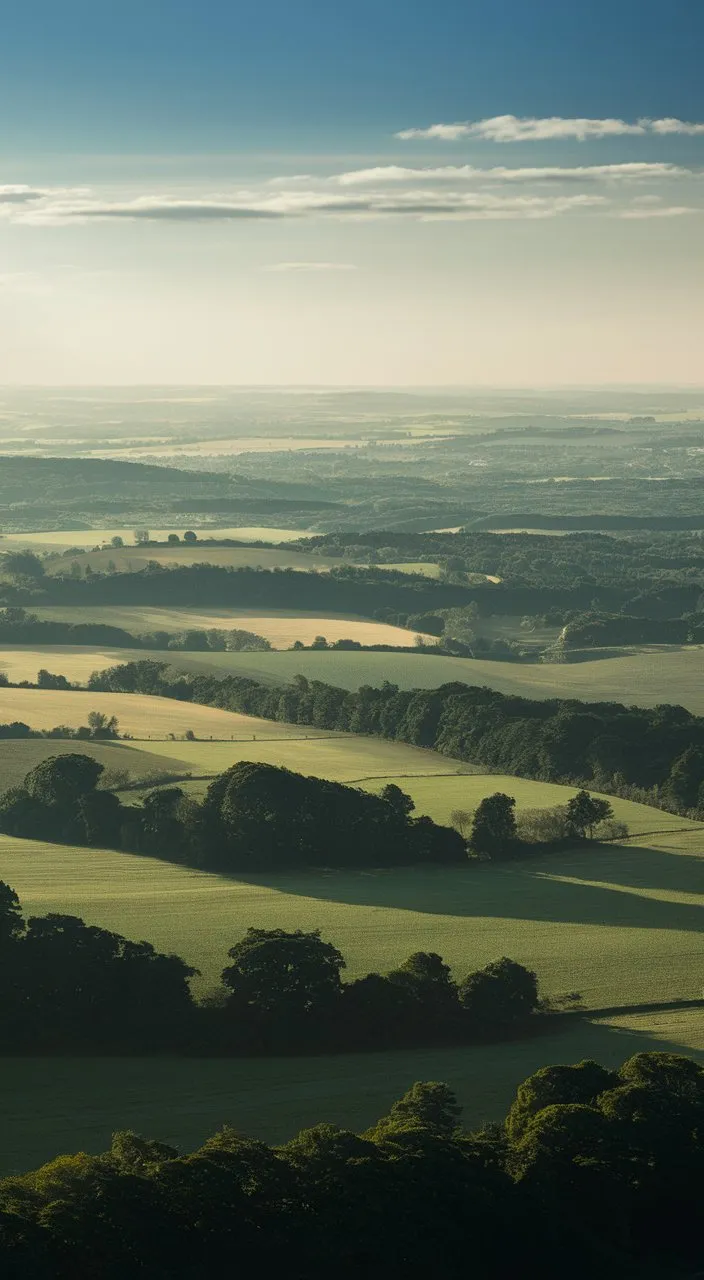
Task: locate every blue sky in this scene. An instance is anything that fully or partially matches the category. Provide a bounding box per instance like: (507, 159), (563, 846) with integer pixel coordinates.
(0, 0), (702, 383)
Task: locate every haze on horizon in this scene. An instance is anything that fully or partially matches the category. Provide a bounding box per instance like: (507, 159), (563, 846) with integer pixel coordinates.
(1, 0), (702, 387)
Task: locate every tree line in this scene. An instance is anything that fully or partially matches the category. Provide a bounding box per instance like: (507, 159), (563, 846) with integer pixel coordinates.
(0, 753), (466, 871)
(1, 1048), (701, 1278)
(0, 606), (272, 653)
(0, 881), (542, 1055)
(89, 660), (704, 815)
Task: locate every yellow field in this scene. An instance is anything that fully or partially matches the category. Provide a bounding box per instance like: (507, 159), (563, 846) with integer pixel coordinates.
(42, 544), (341, 575)
(0, 687), (330, 740)
(30, 606), (431, 649)
(0, 526), (312, 549)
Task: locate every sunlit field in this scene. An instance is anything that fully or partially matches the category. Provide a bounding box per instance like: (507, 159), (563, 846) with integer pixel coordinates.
(28, 605), (430, 648)
(0, 526), (313, 549)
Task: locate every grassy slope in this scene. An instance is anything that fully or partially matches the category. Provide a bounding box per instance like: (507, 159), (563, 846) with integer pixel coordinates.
(0, 740), (184, 793)
(1, 527), (312, 549)
(0, 688), (339, 740)
(1, 819), (700, 1007)
(29, 605), (429, 649)
(4, 645), (703, 714)
(43, 545), (342, 574)
(1, 1009), (702, 1175)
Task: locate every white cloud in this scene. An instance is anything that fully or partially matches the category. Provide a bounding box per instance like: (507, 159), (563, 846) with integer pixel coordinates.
(263, 261), (359, 272)
(396, 115), (704, 142)
(336, 162), (692, 185)
(649, 118), (704, 135)
(616, 205), (701, 219)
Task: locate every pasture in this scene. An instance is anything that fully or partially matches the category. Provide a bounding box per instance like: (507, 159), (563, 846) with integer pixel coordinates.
(30, 605), (429, 649)
(0, 687), (331, 740)
(0, 526), (312, 549)
(42, 544), (342, 575)
(0, 739), (184, 794)
(1, 1009), (702, 1175)
(1, 816), (700, 1007)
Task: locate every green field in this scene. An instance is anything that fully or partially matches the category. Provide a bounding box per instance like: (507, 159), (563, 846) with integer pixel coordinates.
(5, 643), (704, 714)
(0, 526), (313, 549)
(5, 644), (703, 713)
(1, 809), (700, 1007)
(0, 739), (186, 793)
(42, 544), (342, 575)
(1, 1008), (702, 1175)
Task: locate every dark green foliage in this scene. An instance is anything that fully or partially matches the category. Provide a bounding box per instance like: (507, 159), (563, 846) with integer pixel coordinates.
(459, 957), (539, 1026)
(565, 790), (613, 838)
(89, 658), (704, 813)
(1, 1050), (701, 1278)
(470, 793), (517, 858)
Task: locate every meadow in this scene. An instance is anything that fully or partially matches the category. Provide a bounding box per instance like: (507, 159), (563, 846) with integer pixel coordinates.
(0, 526), (313, 549)
(4, 643), (701, 715)
(30, 605), (429, 649)
(1, 805), (700, 1007)
(0, 739), (185, 793)
(0, 687), (337, 740)
(1, 1007), (702, 1175)
(42, 544), (342, 575)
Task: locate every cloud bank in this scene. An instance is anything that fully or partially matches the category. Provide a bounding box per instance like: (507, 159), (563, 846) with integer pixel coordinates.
(396, 115), (704, 142)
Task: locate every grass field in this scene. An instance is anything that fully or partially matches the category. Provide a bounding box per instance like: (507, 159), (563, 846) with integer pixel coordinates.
(6, 640), (703, 712)
(42, 544), (342, 575)
(1, 1008), (702, 1174)
(0, 739), (186, 793)
(85, 645), (702, 715)
(30, 606), (430, 649)
(0, 687), (339, 740)
(1, 808), (700, 1006)
(0, 526), (312, 549)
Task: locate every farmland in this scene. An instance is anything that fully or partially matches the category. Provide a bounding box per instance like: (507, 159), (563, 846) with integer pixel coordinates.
(1, 802), (700, 1005)
(4, 642), (701, 715)
(0, 1006), (702, 1175)
(0, 739), (185, 793)
(42, 544), (342, 575)
(0, 526), (313, 549)
(0, 687), (335, 740)
(29, 605), (428, 648)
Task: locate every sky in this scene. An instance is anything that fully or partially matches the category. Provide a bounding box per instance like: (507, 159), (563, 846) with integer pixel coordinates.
(1, 0), (703, 386)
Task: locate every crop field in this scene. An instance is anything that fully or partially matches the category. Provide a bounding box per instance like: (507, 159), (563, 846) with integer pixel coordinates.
(31, 606), (429, 648)
(0, 687), (334, 740)
(0, 526), (313, 550)
(379, 561), (443, 578)
(41, 544), (342, 575)
(1, 1008), (702, 1175)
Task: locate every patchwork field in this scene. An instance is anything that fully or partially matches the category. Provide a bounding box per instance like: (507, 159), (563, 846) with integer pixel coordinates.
(1, 1008), (702, 1175)
(0, 687), (337, 740)
(1, 811), (700, 1007)
(42, 544), (342, 575)
(30, 605), (429, 649)
(5, 639), (702, 713)
(0, 739), (186, 793)
(0, 526), (312, 549)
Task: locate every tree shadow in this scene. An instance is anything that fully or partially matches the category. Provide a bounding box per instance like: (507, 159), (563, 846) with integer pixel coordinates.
(234, 841), (703, 936)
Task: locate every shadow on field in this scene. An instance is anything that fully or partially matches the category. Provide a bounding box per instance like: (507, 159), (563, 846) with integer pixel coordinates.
(238, 843), (703, 934)
(0, 1011), (701, 1176)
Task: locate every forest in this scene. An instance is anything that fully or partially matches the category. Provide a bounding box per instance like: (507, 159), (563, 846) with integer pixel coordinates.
(0, 1046), (700, 1279)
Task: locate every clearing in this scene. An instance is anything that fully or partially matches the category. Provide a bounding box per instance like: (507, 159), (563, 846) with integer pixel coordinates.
(1, 1008), (701, 1175)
